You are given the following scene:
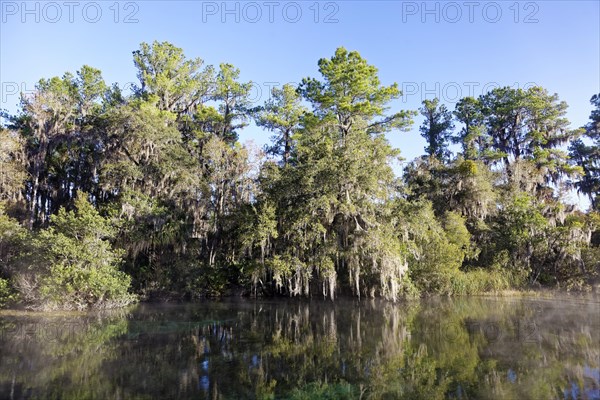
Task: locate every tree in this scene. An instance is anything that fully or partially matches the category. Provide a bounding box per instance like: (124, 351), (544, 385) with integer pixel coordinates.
(254, 84), (307, 165)
(133, 41), (214, 114)
(12, 74), (78, 228)
(453, 97), (500, 163)
(419, 98), (454, 161)
(101, 98), (193, 199)
(99, 97), (202, 293)
(479, 87), (576, 187)
(0, 128), (26, 203)
(0, 203), (29, 307)
(208, 63), (253, 144)
(570, 94), (600, 209)
(8, 66), (110, 228)
(299, 47), (415, 139)
(247, 47), (416, 299)
(2, 42), (599, 304)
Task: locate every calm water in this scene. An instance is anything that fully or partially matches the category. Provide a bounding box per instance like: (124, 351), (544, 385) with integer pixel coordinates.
(0, 296), (598, 399)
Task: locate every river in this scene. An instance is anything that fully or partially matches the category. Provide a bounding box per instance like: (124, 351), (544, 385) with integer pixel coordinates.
(0, 295), (598, 399)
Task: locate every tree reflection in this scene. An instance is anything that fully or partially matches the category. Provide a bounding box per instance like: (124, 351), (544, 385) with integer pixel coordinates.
(0, 297), (598, 399)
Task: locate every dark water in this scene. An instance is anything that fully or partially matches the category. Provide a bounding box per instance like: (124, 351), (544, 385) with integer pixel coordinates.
(0, 296), (598, 399)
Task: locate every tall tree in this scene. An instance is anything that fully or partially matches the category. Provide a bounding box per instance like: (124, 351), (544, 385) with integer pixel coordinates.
(419, 98), (454, 161)
(299, 47), (415, 139)
(209, 63), (253, 144)
(480, 87), (577, 191)
(254, 84), (306, 165)
(570, 94), (600, 209)
(453, 96), (499, 162)
(10, 68), (108, 228)
(133, 41), (214, 115)
(0, 128), (26, 203)
(2, 42), (599, 305)
(250, 47), (417, 299)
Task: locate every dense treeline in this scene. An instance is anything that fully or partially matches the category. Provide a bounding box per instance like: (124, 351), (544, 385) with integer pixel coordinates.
(0, 41), (598, 309)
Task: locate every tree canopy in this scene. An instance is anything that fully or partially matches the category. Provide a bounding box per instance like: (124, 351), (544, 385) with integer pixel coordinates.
(0, 42), (598, 309)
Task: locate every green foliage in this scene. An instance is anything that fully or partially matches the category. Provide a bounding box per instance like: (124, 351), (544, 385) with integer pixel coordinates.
(34, 193), (135, 310)
(0, 278), (16, 307)
(420, 98), (454, 160)
(570, 93), (600, 209)
(1, 41), (598, 304)
(299, 47), (416, 135)
(255, 83), (307, 165)
(399, 202), (471, 294)
(286, 381), (357, 400)
(133, 41), (214, 114)
(404, 158), (497, 221)
(0, 129), (26, 202)
(370, 344), (449, 400)
(453, 97), (490, 161)
(0, 203), (29, 268)
(442, 211), (474, 260)
(449, 269), (512, 295)
(210, 63), (253, 143)
(477, 86), (577, 191)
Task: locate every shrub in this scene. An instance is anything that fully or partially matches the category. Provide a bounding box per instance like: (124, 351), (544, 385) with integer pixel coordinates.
(407, 205), (473, 294)
(0, 278), (16, 308)
(0, 203), (29, 272)
(33, 192), (136, 310)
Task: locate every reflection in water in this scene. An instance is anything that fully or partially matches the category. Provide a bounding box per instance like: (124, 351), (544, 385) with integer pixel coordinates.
(0, 296), (598, 399)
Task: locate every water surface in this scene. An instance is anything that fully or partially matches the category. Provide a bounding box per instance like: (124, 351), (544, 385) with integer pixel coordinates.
(0, 296), (598, 399)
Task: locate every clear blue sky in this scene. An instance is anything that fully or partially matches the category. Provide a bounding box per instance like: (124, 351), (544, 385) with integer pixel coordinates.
(1, 0), (599, 202)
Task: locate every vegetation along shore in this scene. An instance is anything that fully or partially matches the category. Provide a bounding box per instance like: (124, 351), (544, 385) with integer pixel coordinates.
(0, 42), (598, 310)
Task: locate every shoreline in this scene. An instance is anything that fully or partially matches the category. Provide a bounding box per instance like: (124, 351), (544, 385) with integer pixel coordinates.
(2, 288), (599, 315)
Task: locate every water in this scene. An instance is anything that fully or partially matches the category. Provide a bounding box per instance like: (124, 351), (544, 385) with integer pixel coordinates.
(0, 296), (598, 399)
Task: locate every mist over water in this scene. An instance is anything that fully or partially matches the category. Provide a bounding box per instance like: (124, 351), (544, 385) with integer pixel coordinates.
(1, 296), (599, 399)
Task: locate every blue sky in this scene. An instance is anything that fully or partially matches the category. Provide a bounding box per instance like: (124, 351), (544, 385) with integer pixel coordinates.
(1, 0), (599, 203)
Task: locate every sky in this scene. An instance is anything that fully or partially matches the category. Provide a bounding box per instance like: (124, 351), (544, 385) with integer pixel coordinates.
(1, 0), (599, 204)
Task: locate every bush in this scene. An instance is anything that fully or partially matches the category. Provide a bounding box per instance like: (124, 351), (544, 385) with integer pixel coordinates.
(32, 192), (136, 310)
(0, 203), (29, 272)
(408, 207), (472, 294)
(397, 274), (421, 299)
(0, 278), (16, 308)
